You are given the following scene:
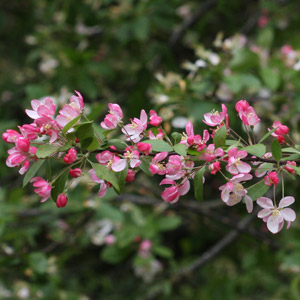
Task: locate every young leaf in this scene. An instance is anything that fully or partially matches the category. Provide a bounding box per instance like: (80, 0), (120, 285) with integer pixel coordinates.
(173, 143), (187, 156)
(143, 139), (173, 152)
(194, 167), (206, 202)
(247, 180), (269, 200)
(76, 122), (94, 151)
(23, 160), (45, 187)
(51, 171), (69, 202)
(271, 139), (282, 163)
(259, 127), (277, 143)
(213, 126), (226, 148)
(243, 144), (266, 158)
(62, 115), (81, 135)
(92, 163), (126, 194)
(36, 144), (60, 159)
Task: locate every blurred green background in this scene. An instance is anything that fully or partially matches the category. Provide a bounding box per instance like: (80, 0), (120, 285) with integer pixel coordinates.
(1, 0), (300, 299)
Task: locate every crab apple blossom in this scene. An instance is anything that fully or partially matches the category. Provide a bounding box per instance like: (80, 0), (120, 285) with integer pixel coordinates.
(69, 90), (84, 111)
(69, 168), (82, 178)
(122, 109), (148, 143)
(2, 129), (21, 143)
(125, 169), (136, 182)
(235, 100), (260, 126)
(88, 169), (109, 198)
(257, 196), (296, 234)
(149, 110), (162, 126)
(30, 177), (52, 202)
(148, 128), (164, 140)
(264, 172), (279, 186)
(64, 148), (77, 164)
(18, 124), (39, 141)
(160, 178), (190, 204)
(219, 173), (252, 206)
(226, 147), (251, 175)
(101, 103), (123, 130)
(198, 144), (224, 162)
(56, 193), (68, 208)
(203, 104), (228, 127)
(15, 137), (30, 153)
(25, 97), (56, 120)
(269, 121), (289, 143)
(244, 195), (253, 213)
(285, 161), (296, 175)
(136, 142), (152, 155)
(149, 152), (168, 175)
(209, 161), (221, 174)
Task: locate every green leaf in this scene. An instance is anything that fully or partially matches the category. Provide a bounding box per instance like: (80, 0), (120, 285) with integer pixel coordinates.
(282, 147), (300, 154)
(243, 144), (266, 158)
(153, 245), (173, 258)
(247, 180), (269, 200)
(91, 163), (127, 194)
(28, 252), (48, 274)
(36, 144), (60, 159)
(213, 126), (226, 148)
(51, 171), (69, 202)
(257, 27), (274, 48)
(106, 139), (127, 150)
(62, 115), (81, 135)
(23, 160), (45, 187)
(156, 216), (181, 231)
(87, 137), (100, 152)
(143, 139), (173, 152)
(173, 143), (187, 156)
(271, 139), (282, 163)
(260, 67), (280, 91)
(171, 132), (182, 144)
(187, 148), (203, 156)
(75, 122), (95, 151)
(98, 203), (124, 222)
(139, 157), (153, 176)
(194, 167), (206, 202)
(259, 127), (278, 143)
(291, 166), (300, 176)
(59, 141), (73, 152)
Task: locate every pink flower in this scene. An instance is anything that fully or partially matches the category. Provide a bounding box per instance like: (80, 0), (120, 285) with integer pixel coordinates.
(56, 193), (68, 208)
(285, 161), (296, 175)
(160, 178), (190, 204)
(88, 169), (109, 198)
(15, 137), (30, 153)
(270, 121), (289, 136)
(166, 155), (183, 176)
(101, 103), (123, 130)
(257, 196), (296, 234)
(25, 98), (56, 120)
(148, 128), (164, 140)
(281, 45), (293, 56)
(149, 152), (168, 175)
(235, 100), (249, 115)
(35, 116), (59, 143)
(245, 195), (253, 213)
(149, 110), (162, 127)
(64, 148), (77, 164)
(2, 129), (21, 143)
(235, 101), (260, 126)
(219, 173), (252, 206)
(125, 169), (135, 182)
(56, 105), (81, 129)
(226, 147), (251, 175)
(181, 121), (210, 151)
(139, 239), (152, 251)
(209, 161), (221, 174)
(69, 168), (82, 178)
(264, 172), (279, 186)
(199, 144), (224, 162)
(137, 142), (152, 155)
(122, 109), (148, 143)
(203, 104), (228, 127)
(30, 177), (52, 202)
(18, 124), (39, 141)
(104, 234), (116, 245)
(69, 90), (84, 111)
(258, 15), (269, 28)
(96, 151), (126, 172)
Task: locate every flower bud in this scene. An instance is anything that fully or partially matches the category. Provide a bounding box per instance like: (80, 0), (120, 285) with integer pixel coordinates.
(69, 168), (82, 178)
(56, 193), (68, 208)
(64, 148), (77, 164)
(136, 142), (152, 155)
(15, 137), (30, 153)
(125, 169), (135, 182)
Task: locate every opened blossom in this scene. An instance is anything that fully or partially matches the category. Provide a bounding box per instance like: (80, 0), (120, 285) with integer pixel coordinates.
(203, 104), (228, 127)
(89, 169), (109, 198)
(101, 103), (123, 130)
(160, 178), (190, 204)
(219, 173), (252, 206)
(198, 144), (224, 162)
(149, 110), (162, 127)
(148, 128), (164, 140)
(235, 100), (260, 126)
(149, 152), (168, 175)
(25, 97), (56, 120)
(122, 109), (147, 143)
(30, 177), (52, 202)
(257, 196), (296, 234)
(226, 147), (251, 175)
(264, 172), (279, 186)
(96, 151), (126, 172)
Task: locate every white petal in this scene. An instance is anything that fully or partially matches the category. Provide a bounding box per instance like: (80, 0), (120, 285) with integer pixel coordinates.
(267, 215), (281, 234)
(257, 197), (274, 209)
(281, 208), (296, 222)
(279, 196), (295, 208)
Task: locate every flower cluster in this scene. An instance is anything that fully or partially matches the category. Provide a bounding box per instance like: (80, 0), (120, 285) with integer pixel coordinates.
(2, 94), (298, 234)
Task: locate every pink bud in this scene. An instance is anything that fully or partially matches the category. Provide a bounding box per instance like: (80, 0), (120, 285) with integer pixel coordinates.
(209, 162), (221, 174)
(149, 110), (162, 127)
(258, 15), (269, 28)
(56, 193), (68, 208)
(139, 239), (152, 251)
(276, 135), (286, 144)
(125, 169), (135, 182)
(15, 137), (30, 152)
(64, 148), (77, 164)
(285, 161), (296, 175)
(69, 168), (82, 178)
(264, 172), (279, 187)
(235, 100), (249, 113)
(161, 185), (179, 203)
(104, 234), (116, 245)
(136, 142), (152, 155)
(2, 129), (21, 143)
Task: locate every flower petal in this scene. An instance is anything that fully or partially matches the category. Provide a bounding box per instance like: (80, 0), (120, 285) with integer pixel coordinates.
(279, 196), (295, 208)
(267, 215), (281, 234)
(257, 197), (274, 209)
(281, 208), (296, 222)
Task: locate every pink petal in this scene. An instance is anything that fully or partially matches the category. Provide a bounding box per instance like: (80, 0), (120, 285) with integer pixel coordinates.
(244, 195), (253, 213)
(178, 180), (190, 196)
(267, 215), (281, 234)
(279, 196), (295, 208)
(237, 162), (251, 173)
(257, 197), (274, 209)
(281, 208), (296, 222)
(257, 208), (272, 218)
(112, 159), (127, 172)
